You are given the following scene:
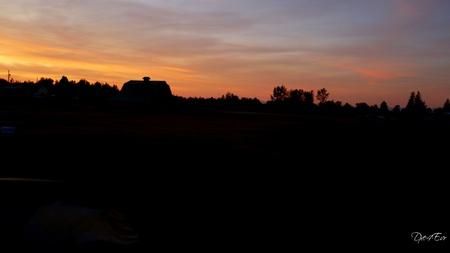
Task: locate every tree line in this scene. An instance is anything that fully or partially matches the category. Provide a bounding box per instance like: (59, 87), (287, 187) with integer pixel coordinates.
(265, 85), (450, 119)
(171, 85), (450, 120)
(1, 76), (449, 119)
(0, 76), (119, 107)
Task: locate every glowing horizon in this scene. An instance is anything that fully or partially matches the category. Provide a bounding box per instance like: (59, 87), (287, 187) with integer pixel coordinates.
(1, 0), (450, 108)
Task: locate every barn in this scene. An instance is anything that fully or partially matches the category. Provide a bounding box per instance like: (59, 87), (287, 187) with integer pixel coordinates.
(109, 77), (172, 109)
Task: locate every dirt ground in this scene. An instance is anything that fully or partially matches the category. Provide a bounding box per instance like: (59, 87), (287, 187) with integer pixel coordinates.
(1, 105), (449, 251)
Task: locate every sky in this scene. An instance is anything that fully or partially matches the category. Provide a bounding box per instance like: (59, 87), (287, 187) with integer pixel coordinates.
(1, 0), (450, 108)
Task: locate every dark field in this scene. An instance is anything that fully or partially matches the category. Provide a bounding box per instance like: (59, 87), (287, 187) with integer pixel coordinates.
(1, 105), (449, 251)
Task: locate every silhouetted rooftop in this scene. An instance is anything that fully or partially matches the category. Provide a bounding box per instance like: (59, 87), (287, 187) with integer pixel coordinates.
(109, 77), (172, 103)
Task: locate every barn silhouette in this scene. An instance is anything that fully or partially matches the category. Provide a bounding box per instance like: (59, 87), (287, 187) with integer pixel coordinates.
(109, 76), (172, 108)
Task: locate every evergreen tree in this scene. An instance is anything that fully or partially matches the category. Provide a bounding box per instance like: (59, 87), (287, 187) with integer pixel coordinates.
(405, 91), (415, 111)
(413, 91), (427, 112)
(404, 91), (427, 118)
(443, 99), (450, 112)
(379, 101), (390, 117)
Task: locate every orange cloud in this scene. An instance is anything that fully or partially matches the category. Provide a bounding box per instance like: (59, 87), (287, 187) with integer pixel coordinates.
(336, 63), (418, 80)
(161, 66), (193, 73)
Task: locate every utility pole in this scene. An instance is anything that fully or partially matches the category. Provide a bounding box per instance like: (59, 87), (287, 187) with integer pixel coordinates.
(8, 70), (10, 83)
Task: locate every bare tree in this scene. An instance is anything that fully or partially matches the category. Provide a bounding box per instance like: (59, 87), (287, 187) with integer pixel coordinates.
(316, 88), (329, 105)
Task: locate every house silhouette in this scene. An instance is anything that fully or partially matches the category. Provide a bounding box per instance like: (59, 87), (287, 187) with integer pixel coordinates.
(109, 77), (172, 108)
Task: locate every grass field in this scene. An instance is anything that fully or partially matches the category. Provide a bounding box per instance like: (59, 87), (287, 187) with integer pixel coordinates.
(1, 105), (449, 250)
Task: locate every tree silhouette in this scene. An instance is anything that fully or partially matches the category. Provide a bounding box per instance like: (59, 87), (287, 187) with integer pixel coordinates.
(37, 77), (54, 87)
(2, 74), (444, 122)
(379, 101), (389, 117)
(54, 75), (75, 100)
(318, 100), (341, 115)
(303, 90), (314, 105)
(370, 104), (379, 116)
(316, 88), (329, 105)
(406, 91), (415, 110)
(341, 103), (354, 117)
(218, 92), (240, 111)
(413, 91), (427, 112)
(60, 76), (69, 85)
(220, 92), (239, 101)
(0, 78), (8, 86)
(267, 86), (317, 113)
(443, 99), (450, 112)
(270, 85), (289, 102)
(285, 89), (315, 113)
(392, 105), (401, 118)
(287, 89), (314, 105)
(405, 91), (427, 118)
(288, 89), (303, 103)
(355, 102), (371, 118)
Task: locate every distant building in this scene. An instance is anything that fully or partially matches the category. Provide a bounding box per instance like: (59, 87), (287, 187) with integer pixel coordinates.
(109, 76), (172, 108)
(34, 85), (49, 98)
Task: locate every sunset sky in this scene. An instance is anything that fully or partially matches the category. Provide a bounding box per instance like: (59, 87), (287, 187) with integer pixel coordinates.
(1, 0), (450, 108)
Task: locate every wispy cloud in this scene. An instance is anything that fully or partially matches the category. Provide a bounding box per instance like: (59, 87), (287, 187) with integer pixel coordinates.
(1, 0), (450, 107)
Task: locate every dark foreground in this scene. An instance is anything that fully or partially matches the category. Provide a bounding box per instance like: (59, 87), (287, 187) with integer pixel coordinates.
(1, 106), (449, 251)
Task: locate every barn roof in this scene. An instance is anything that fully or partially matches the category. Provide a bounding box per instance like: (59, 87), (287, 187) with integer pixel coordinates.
(109, 77), (172, 103)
